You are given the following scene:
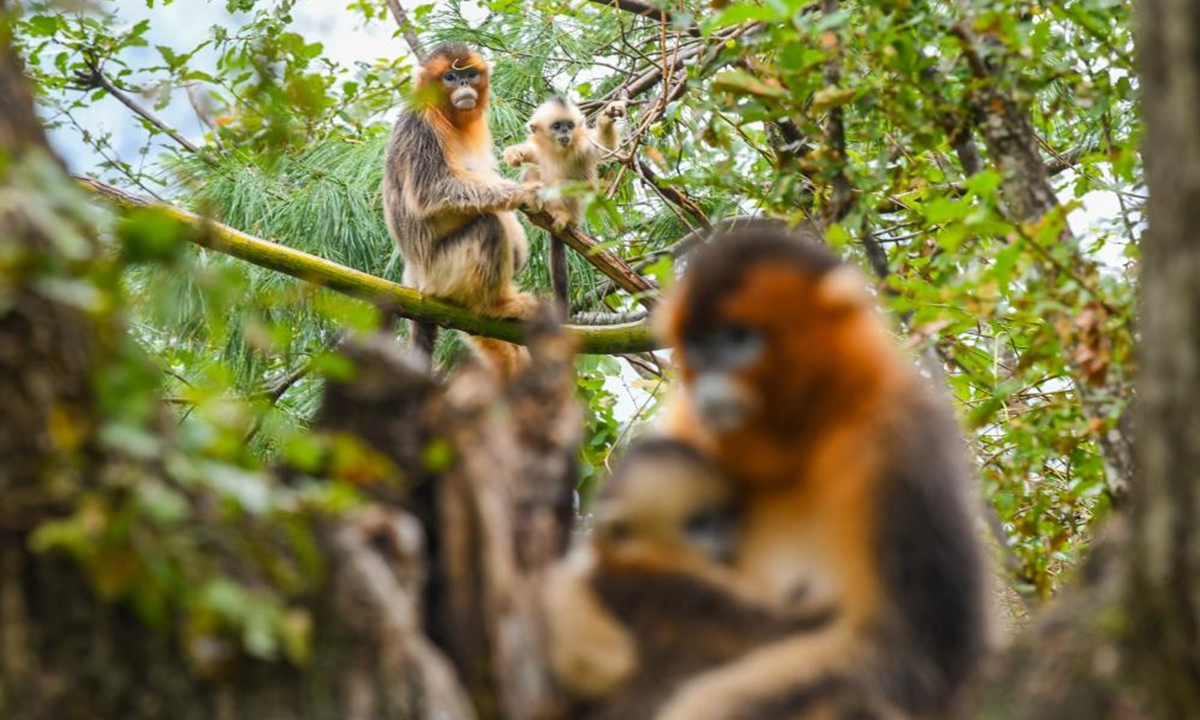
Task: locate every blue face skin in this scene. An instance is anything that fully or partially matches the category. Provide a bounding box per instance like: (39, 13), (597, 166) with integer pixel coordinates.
(684, 322), (765, 433)
(442, 67), (482, 110)
(549, 118), (576, 146)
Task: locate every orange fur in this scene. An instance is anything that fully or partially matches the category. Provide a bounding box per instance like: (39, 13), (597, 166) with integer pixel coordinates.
(655, 227), (989, 719)
(417, 53), (490, 132)
(663, 263), (907, 621)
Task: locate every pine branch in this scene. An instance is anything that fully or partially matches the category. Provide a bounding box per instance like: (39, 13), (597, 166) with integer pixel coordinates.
(80, 177), (660, 355)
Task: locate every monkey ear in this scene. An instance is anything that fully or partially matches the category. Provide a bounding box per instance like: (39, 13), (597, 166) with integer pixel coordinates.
(652, 284), (685, 346)
(527, 121), (537, 134)
(817, 266), (869, 310)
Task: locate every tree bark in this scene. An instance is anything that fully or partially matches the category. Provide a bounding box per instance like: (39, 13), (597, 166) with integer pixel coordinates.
(1128, 0), (1200, 711)
(972, 3), (1200, 717)
(0, 15), (574, 720)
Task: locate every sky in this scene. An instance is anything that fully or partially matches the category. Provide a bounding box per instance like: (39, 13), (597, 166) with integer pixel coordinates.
(44, 0), (407, 172)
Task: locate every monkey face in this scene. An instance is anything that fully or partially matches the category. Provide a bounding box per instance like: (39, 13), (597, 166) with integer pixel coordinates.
(417, 43), (489, 114)
(660, 227), (880, 482)
(528, 98), (587, 154)
(442, 66), (483, 110)
(593, 440), (739, 564)
(548, 118), (577, 147)
(678, 322), (765, 433)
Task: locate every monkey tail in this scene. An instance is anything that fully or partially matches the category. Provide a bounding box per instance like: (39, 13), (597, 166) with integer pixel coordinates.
(470, 336), (528, 379)
(411, 320), (440, 368)
(549, 236), (570, 318)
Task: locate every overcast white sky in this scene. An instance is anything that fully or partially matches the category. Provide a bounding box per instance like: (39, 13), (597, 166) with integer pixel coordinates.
(45, 0), (408, 171)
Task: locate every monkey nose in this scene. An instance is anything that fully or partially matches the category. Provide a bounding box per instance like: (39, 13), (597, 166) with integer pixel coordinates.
(692, 373), (756, 433)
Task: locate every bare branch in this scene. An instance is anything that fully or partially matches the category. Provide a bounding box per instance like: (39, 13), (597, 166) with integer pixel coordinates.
(75, 58), (209, 160)
(523, 212), (658, 309)
(384, 0), (427, 60)
(585, 0), (699, 35)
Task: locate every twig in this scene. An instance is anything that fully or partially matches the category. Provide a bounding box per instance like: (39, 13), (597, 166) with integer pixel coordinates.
(585, 0), (701, 36)
(74, 56), (209, 161)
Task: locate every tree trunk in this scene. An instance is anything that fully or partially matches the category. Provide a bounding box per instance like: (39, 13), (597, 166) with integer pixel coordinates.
(1128, 0), (1200, 712)
(0, 14), (576, 719)
(973, 3), (1200, 718)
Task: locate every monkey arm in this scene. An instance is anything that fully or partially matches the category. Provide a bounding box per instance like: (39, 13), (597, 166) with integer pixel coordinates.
(412, 171), (527, 218)
(652, 624), (858, 720)
(502, 140), (538, 167)
(542, 553), (639, 699)
(591, 122), (620, 154)
(591, 101), (626, 155)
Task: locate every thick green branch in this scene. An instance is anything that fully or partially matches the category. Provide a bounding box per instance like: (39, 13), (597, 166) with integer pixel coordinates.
(80, 177), (661, 355)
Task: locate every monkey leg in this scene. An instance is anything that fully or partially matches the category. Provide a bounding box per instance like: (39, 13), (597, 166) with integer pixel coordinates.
(653, 625), (860, 720)
(468, 336), (529, 379)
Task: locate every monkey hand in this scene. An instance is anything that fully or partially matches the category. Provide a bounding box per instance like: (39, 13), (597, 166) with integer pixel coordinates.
(600, 100), (627, 123)
(513, 182), (545, 214)
(503, 144), (530, 168)
(549, 207), (573, 233)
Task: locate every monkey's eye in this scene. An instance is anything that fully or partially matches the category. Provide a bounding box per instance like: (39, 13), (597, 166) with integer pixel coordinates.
(442, 71), (456, 83)
(687, 323), (763, 370)
(464, 69), (479, 80)
(684, 508), (737, 563)
(551, 121), (575, 133)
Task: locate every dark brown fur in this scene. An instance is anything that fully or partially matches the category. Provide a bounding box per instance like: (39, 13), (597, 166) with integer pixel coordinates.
(575, 564), (836, 720)
(543, 439), (837, 720)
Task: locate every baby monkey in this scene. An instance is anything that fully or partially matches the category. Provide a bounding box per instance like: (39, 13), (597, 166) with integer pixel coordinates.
(542, 439), (839, 720)
(504, 97), (625, 308)
(504, 97), (625, 230)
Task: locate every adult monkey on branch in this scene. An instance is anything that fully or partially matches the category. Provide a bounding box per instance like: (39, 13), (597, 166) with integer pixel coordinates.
(383, 42), (544, 377)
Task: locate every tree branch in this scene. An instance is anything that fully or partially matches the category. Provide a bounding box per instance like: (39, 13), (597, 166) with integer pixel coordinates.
(384, 0), (427, 60)
(80, 177), (660, 354)
(585, 0), (699, 35)
(74, 58), (209, 160)
(523, 211), (658, 309)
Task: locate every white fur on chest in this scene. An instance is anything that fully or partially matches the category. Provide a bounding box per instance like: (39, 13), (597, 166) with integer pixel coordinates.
(460, 144), (499, 178)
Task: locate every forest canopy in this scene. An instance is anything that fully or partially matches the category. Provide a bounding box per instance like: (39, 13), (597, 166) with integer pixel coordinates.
(2, 0), (1167, 717)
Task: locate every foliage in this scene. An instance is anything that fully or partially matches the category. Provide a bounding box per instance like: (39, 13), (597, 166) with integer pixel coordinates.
(12, 0), (1142, 611)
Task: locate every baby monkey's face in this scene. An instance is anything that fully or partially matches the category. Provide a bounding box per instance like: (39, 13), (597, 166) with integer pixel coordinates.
(528, 100), (586, 153)
(594, 440), (739, 564)
(546, 117), (577, 146)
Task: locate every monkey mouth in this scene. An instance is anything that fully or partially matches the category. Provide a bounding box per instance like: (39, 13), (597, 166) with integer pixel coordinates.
(691, 373), (758, 433)
(557, 136), (571, 146)
(451, 89), (478, 110)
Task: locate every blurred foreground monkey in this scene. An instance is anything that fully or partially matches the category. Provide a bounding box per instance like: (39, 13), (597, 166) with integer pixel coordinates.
(654, 223), (990, 720)
(382, 43), (542, 376)
(503, 97), (625, 309)
(542, 439), (845, 720)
